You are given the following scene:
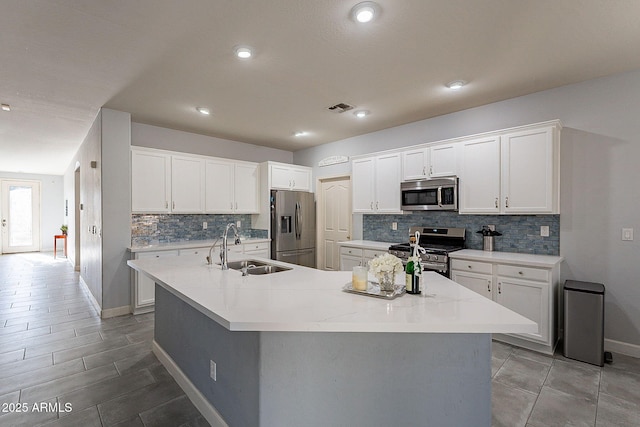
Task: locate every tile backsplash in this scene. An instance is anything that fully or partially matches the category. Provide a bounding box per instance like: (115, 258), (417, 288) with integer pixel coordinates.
(363, 212), (560, 255)
(131, 214), (267, 247)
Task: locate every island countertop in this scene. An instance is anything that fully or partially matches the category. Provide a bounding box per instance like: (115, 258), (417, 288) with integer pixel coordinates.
(127, 254), (537, 334)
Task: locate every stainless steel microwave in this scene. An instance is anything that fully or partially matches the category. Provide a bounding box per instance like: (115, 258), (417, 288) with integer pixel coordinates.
(400, 177), (458, 211)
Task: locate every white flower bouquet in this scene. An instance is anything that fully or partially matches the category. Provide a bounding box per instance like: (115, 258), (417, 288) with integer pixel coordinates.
(368, 253), (403, 291)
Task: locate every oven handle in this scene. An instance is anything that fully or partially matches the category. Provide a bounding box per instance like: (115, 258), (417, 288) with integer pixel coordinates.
(437, 186), (442, 207)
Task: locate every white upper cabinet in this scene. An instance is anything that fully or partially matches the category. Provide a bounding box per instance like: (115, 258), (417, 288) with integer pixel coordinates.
(234, 162), (259, 213)
(402, 148), (429, 180)
(270, 163), (312, 192)
(402, 143), (458, 181)
(459, 136), (501, 214)
(352, 153), (402, 213)
(501, 126), (558, 214)
(459, 121), (560, 214)
(205, 159), (259, 214)
(429, 143), (458, 177)
(171, 156), (205, 213)
(131, 148), (171, 213)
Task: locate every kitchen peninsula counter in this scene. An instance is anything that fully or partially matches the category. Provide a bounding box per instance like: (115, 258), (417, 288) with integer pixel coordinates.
(128, 254), (536, 427)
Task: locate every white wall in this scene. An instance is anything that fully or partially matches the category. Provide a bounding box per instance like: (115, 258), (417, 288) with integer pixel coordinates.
(0, 171), (64, 252)
(132, 122), (293, 164)
(294, 69), (640, 350)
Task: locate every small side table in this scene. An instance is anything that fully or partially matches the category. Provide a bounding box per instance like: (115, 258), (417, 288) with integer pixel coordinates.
(54, 234), (67, 259)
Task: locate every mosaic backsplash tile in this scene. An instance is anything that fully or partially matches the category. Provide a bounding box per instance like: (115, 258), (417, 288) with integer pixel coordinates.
(131, 214), (268, 247)
(363, 212), (559, 255)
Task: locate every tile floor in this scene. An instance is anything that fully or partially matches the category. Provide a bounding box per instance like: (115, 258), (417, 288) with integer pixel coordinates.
(1, 252), (639, 426)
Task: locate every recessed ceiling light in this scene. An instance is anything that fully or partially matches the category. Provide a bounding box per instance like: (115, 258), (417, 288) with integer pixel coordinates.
(351, 2), (379, 23)
(234, 46), (253, 59)
(196, 107), (210, 115)
(446, 80), (467, 90)
(353, 110), (370, 118)
(294, 131), (308, 137)
(1, 104), (10, 112)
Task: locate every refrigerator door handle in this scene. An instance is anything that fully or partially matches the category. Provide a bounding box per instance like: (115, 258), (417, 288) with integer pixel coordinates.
(294, 202), (301, 240)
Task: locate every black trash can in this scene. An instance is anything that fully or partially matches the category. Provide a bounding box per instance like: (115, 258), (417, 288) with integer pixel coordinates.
(563, 280), (605, 366)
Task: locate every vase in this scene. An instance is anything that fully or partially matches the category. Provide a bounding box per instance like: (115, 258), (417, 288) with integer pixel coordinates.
(376, 271), (395, 292)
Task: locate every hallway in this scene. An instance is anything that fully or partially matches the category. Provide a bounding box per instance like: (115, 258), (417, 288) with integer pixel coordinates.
(0, 253), (209, 426)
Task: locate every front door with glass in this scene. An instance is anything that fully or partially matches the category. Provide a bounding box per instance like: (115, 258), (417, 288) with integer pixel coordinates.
(1, 180), (41, 253)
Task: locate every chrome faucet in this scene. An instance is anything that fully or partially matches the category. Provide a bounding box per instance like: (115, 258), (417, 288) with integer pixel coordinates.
(220, 223), (241, 270)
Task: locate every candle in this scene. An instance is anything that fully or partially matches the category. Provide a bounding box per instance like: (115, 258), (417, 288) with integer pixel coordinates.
(352, 266), (368, 291)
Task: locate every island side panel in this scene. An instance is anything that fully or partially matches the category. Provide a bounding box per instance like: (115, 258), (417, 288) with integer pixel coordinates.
(155, 285), (260, 427)
(258, 331), (492, 427)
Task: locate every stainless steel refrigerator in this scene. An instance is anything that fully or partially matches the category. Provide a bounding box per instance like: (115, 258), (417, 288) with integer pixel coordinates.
(270, 190), (316, 268)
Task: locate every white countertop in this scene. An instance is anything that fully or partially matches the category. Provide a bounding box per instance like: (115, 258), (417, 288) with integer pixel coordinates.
(450, 249), (563, 268)
(129, 238), (270, 253)
(127, 254), (537, 334)
(336, 240), (394, 251)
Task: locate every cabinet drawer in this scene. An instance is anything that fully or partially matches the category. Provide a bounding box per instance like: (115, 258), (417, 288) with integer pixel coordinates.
(363, 249), (387, 260)
(178, 247), (209, 256)
(497, 264), (549, 282)
(137, 250), (179, 259)
(451, 259), (493, 275)
(340, 246), (364, 257)
(244, 241), (270, 252)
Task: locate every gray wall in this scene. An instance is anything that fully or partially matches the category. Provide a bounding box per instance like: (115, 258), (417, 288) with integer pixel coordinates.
(132, 122), (293, 163)
(294, 69), (640, 348)
(101, 109), (132, 311)
(0, 171), (63, 252)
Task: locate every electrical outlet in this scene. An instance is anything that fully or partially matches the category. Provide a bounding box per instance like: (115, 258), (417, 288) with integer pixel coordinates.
(622, 228), (634, 241)
(210, 360), (217, 381)
(540, 226), (550, 237)
(202, 221), (207, 229)
(236, 220), (241, 228)
(392, 222), (397, 231)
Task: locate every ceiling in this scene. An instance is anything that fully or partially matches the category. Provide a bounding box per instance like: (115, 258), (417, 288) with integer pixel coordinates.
(2, 0), (640, 175)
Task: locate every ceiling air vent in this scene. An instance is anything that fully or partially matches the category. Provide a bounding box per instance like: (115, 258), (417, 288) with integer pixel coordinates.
(327, 102), (355, 113)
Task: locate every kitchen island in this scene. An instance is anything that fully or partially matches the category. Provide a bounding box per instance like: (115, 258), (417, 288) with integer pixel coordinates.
(128, 254), (536, 427)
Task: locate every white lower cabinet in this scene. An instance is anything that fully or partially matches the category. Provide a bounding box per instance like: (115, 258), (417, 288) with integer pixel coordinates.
(132, 250), (179, 314)
(131, 241), (269, 314)
(339, 246), (387, 271)
(451, 256), (559, 354)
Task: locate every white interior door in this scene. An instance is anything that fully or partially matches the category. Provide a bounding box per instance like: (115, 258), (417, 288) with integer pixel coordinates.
(318, 177), (351, 270)
(1, 179), (41, 253)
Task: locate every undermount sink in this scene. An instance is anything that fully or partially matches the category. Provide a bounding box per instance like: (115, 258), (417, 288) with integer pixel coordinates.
(219, 259), (292, 275)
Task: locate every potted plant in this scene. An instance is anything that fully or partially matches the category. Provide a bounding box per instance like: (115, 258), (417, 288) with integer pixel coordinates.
(60, 225), (68, 235)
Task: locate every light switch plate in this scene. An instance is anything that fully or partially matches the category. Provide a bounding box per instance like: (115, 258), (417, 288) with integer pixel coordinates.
(540, 226), (550, 237)
(622, 228), (634, 241)
(392, 222), (397, 231)
(210, 360), (217, 381)
(236, 220), (241, 228)
(202, 221), (207, 229)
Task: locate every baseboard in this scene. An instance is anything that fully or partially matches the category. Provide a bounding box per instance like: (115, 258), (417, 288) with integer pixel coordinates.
(101, 305), (131, 319)
(605, 338), (640, 358)
(79, 276), (102, 316)
(152, 341), (229, 427)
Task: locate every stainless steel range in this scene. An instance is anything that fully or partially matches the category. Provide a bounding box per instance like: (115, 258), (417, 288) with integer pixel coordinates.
(388, 226), (465, 277)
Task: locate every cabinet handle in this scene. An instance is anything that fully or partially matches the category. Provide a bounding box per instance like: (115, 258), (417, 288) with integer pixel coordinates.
(495, 198), (499, 208)
(430, 165), (433, 175)
(423, 166), (426, 176)
(376, 201), (379, 210)
(370, 202), (373, 210)
(235, 202), (238, 210)
(518, 271), (523, 275)
(487, 281), (491, 293)
(165, 201), (169, 209)
(292, 180), (295, 187)
(172, 201), (175, 209)
(467, 265), (472, 269)
(231, 202), (233, 209)
(498, 283), (502, 294)
(505, 197), (509, 208)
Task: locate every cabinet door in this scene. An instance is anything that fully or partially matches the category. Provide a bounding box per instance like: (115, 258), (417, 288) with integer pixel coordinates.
(501, 127), (555, 213)
(290, 168), (311, 191)
(375, 153), (402, 213)
(451, 270), (493, 299)
(131, 150), (170, 213)
(135, 250), (178, 308)
(270, 164), (293, 190)
(497, 277), (549, 344)
(429, 143), (458, 177)
(352, 157), (376, 212)
(402, 148), (428, 181)
(340, 255), (363, 271)
(234, 162), (259, 213)
(205, 159), (234, 213)
(171, 156), (205, 213)
(459, 136), (501, 214)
